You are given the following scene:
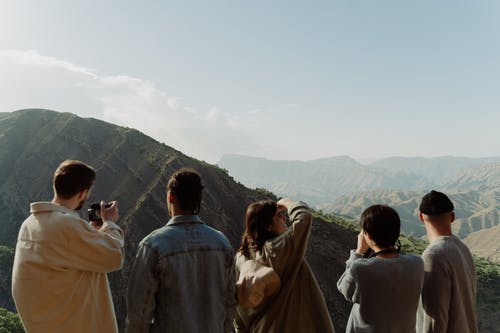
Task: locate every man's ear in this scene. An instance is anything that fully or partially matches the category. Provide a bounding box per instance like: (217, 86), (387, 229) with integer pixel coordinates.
(167, 192), (175, 203)
(419, 212), (425, 223)
(450, 212), (455, 224)
(77, 189), (89, 201)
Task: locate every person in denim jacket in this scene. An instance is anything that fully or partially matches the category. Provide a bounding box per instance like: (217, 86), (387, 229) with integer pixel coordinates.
(126, 168), (235, 333)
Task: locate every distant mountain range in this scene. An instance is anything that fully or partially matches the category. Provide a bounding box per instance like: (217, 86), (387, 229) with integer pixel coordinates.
(218, 154), (500, 248)
(464, 225), (500, 262)
(0, 109), (355, 332)
(218, 154), (434, 205)
(370, 156), (500, 184)
(326, 188), (500, 239)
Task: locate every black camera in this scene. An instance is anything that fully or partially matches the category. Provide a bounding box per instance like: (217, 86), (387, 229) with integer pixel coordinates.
(88, 202), (112, 222)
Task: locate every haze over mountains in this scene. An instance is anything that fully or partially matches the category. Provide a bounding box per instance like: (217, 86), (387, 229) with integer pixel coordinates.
(218, 154), (500, 259)
(219, 154), (500, 206)
(0, 109), (355, 331)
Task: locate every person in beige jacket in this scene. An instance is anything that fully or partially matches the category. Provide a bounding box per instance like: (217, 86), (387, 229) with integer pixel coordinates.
(233, 198), (335, 333)
(12, 160), (124, 333)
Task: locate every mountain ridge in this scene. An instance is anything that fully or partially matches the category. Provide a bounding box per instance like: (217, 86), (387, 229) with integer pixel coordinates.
(0, 109), (354, 332)
(218, 153), (433, 206)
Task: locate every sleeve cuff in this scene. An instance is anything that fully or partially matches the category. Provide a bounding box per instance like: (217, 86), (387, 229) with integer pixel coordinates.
(101, 220), (122, 232)
(346, 250), (363, 265)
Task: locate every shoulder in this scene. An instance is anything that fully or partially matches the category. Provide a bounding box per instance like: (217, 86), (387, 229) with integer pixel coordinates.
(41, 206), (94, 235)
(423, 236), (465, 260)
(401, 253), (423, 262)
(400, 254), (424, 271)
(139, 226), (170, 249)
(235, 252), (247, 267)
(203, 224), (232, 249)
(346, 257), (377, 277)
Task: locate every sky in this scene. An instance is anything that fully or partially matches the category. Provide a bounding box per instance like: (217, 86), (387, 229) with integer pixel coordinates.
(0, 0), (499, 163)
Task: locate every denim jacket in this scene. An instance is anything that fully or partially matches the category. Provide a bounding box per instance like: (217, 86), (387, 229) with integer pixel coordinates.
(126, 215), (235, 333)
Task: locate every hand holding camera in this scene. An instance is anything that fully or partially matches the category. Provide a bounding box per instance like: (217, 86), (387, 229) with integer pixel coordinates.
(88, 201), (119, 229)
(356, 230), (371, 255)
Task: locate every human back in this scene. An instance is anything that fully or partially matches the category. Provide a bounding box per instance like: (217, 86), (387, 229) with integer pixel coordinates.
(416, 190), (477, 333)
(342, 253), (423, 332)
(234, 198), (334, 333)
(11, 159), (124, 333)
(417, 235), (476, 333)
(337, 204), (424, 333)
(126, 168), (235, 333)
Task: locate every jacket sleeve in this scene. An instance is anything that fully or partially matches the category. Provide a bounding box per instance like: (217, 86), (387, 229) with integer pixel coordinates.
(417, 252), (451, 333)
(336, 250), (362, 303)
(267, 201), (312, 275)
(126, 241), (160, 333)
(61, 218), (124, 273)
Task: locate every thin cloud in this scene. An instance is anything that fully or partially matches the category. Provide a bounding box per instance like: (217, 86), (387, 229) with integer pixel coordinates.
(0, 49), (96, 77)
(0, 49), (260, 162)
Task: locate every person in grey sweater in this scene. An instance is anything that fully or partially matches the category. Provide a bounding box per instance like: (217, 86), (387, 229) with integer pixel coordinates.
(337, 204), (424, 333)
(416, 190), (478, 333)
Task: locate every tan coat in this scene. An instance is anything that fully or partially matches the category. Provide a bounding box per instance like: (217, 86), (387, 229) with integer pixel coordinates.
(234, 202), (335, 333)
(12, 202), (124, 333)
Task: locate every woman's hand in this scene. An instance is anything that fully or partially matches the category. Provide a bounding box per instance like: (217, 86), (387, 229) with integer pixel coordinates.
(356, 230), (370, 254)
(277, 198), (293, 210)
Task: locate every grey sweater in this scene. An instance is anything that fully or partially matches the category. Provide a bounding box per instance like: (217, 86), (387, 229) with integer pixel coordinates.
(337, 250), (424, 333)
(416, 235), (477, 333)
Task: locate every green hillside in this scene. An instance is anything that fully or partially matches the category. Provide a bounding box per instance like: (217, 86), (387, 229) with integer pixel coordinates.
(2, 109), (497, 332)
(0, 109), (354, 332)
(0, 307), (23, 333)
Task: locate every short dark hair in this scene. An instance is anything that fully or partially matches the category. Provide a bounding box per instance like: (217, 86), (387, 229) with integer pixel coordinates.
(419, 190), (454, 216)
(167, 168), (204, 214)
(360, 204), (400, 248)
(53, 160), (96, 199)
(239, 200), (278, 258)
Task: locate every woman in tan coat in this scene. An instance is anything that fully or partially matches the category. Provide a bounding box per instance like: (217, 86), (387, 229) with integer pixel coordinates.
(233, 198), (335, 333)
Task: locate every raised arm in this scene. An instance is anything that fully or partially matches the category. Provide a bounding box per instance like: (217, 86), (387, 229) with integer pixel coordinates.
(337, 250), (363, 303)
(61, 201), (124, 273)
(267, 199), (312, 274)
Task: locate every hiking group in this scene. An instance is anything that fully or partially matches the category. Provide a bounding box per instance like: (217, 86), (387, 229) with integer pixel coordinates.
(11, 159), (478, 333)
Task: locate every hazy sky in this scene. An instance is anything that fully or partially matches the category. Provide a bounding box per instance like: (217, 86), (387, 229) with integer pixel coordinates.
(1, 0), (499, 163)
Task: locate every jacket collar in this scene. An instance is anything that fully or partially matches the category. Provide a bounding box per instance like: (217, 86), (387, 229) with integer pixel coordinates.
(30, 201), (80, 218)
(166, 214), (204, 226)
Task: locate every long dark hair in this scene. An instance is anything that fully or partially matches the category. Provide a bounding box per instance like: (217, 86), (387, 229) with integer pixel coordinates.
(239, 200), (278, 259)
